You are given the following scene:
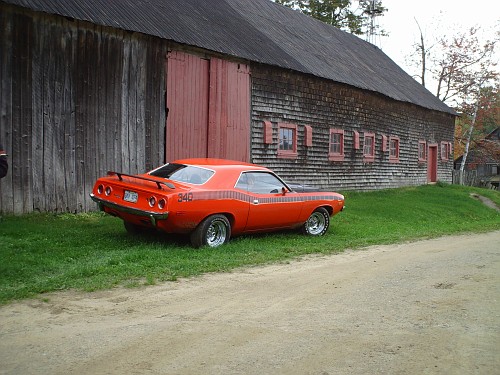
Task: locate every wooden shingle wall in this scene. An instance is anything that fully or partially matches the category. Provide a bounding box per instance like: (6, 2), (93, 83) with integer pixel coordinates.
(0, 5), (167, 213)
(1, 4), (456, 214)
(251, 66), (455, 191)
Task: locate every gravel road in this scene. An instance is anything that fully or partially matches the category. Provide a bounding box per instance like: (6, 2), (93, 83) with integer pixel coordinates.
(1, 231), (499, 375)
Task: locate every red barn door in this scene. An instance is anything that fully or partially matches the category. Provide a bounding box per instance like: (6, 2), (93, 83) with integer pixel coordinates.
(166, 51), (209, 161)
(166, 52), (250, 162)
(208, 58), (250, 161)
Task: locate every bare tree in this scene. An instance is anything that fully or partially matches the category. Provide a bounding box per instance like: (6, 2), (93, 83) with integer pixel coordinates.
(408, 25), (498, 184)
(433, 27), (497, 104)
(413, 18), (427, 87)
(458, 81), (498, 184)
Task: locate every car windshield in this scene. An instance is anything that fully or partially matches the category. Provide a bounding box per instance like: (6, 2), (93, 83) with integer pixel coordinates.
(149, 164), (214, 185)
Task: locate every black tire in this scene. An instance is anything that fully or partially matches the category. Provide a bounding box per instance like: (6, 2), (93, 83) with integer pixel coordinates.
(190, 214), (231, 248)
(302, 207), (330, 236)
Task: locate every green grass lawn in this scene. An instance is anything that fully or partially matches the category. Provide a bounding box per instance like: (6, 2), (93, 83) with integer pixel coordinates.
(1, 183), (499, 304)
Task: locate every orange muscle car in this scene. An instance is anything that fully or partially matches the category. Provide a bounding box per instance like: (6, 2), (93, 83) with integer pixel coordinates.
(90, 159), (345, 247)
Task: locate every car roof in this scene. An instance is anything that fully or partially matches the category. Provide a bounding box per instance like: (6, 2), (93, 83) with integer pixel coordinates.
(173, 158), (268, 172)
(168, 158), (271, 188)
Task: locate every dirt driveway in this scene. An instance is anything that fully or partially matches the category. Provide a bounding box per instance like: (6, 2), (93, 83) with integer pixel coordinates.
(1, 231), (499, 375)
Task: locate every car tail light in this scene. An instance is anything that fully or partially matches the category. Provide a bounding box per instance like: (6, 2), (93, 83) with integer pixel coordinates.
(149, 196), (156, 207)
(105, 186), (112, 196)
(97, 184), (104, 194)
(158, 198), (166, 210)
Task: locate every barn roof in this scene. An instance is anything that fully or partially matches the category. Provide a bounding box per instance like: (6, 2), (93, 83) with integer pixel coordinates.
(3, 0), (455, 115)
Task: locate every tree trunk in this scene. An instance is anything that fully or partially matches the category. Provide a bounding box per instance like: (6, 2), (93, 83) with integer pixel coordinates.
(459, 100), (479, 185)
(414, 18), (426, 87)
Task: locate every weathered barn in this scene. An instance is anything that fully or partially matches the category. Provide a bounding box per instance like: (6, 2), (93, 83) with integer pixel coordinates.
(0, 0), (455, 214)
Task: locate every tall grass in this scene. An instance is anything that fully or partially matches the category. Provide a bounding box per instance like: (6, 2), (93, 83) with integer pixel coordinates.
(1, 184), (498, 304)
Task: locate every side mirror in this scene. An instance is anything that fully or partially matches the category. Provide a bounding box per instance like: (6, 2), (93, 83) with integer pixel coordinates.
(281, 187), (287, 196)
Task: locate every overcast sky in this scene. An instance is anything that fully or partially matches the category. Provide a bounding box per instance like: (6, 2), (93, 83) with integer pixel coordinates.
(375, 0), (499, 94)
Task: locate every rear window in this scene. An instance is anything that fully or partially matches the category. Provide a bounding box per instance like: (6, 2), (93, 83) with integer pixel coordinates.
(149, 164), (214, 185)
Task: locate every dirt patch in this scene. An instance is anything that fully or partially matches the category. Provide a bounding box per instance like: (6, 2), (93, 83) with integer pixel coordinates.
(1, 231), (499, 374)
(470, 193), (500, 212)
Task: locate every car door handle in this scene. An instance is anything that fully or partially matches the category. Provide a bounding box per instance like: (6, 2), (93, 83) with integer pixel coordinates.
(253, 199), (259, 205)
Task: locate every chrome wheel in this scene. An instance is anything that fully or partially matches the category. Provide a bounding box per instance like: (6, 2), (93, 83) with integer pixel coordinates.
(190, 214), (231, 248)
(206, 218), (228, 247)
(302, 208), (330, 236)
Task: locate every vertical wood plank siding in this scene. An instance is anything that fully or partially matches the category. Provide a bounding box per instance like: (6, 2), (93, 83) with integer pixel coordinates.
(250, 66), (455, 191)
(0, 6), (167, 213)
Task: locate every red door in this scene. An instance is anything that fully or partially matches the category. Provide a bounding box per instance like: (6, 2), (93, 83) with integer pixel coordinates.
(166, 52), (250, 162)
(208, 58), (250, 161)
(166, 51), (209, 161)
(427, 144), (438, 183)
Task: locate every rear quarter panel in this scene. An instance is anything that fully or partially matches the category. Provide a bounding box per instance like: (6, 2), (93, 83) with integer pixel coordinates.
(159, 188), (251, 234)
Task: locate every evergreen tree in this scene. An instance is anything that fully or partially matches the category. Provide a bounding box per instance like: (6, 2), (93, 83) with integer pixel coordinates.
(273, 0), (386, 36)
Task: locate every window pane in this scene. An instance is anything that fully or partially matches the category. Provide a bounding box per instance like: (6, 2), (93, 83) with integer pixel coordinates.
(279, 128), (294, 151)
(330, 133), (342, 154)
(364, 137), (373, 155)
(238, 172), (287, 194)
(390, 139), (398, 157)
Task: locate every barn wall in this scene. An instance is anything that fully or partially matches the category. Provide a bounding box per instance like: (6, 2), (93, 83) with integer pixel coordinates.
(0, 5), (167, 213)
(250, 65), (455, 191)
(1, 5), (457, 214)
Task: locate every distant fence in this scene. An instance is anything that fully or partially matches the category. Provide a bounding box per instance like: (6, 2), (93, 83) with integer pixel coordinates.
(453, 170), (499, 190)
(452, 170), (477, 186)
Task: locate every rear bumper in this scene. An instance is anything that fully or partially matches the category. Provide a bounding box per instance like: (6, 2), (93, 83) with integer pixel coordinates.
(90, 193), (169, 226)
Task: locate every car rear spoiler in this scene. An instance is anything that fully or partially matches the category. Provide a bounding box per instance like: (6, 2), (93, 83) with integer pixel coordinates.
(107, 171), (175, 190)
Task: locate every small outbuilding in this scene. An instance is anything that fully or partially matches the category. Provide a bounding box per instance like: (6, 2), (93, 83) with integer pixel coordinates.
(454, 127), (500, 189)
(0, 0), (456, 214)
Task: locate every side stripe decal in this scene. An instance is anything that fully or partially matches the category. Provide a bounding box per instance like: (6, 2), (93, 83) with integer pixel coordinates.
(192, 191), (340, 204)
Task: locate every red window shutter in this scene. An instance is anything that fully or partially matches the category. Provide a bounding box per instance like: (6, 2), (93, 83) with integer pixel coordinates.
(304, 125), (313, 147)
(263, 121), (273, 144)
(353, 131), (360, 149)
(381, 135), (388, 152)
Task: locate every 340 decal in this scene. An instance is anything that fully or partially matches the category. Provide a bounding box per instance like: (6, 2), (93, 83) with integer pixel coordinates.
(178, 193), (194, 202)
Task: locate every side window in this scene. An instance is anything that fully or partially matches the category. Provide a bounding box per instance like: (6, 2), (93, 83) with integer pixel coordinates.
(389, 136), (400, 162)
(235, 172), (287, 194)
(363, 132), (375, 162)
(441, 141), (450, 161)
(329, 129), (344, 161)
(418, 140), (427, 162)
(235, 173), (250, 190)
(278, 123), (298, 159)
